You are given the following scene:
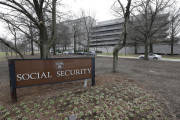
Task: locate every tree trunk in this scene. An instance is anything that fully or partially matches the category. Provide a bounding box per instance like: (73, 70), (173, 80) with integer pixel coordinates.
(124, 47), (127, 56)
(50, 0), (57, 56)
(52, 43), (56, 55)
(87, 34), (90, 52)
(40, 43), (48, 59)
(29, 24), (34, 56)
(144, 37), (149, 60)
(113, 45), (124, 72)
(39, 24), (49, 59)
(113, 48), (119, 72)
(134, 42), (137, 54)
(74, 34), (77, 53)
(170, 19), (175, 55)
(31, 38), (34, 55)
(113, 20), (127, 72)
(171, 36), (174, 55)
(149, 39), (153, 53)
(23, 46), (26, 55)
(15, 35), (17, 56)
(171, 42), (174, 55)
(112, 0), (131, 72)
(113, 21), (127, 72)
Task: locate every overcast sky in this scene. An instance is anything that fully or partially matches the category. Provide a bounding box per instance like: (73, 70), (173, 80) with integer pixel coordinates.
(0, 0), (117, 37)
(0, 0), (179, 38)
(61, 0), (116, 21)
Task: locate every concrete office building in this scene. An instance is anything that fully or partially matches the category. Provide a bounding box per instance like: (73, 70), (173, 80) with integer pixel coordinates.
(56, 16), (95, 52)
(89, 18), (140, 53)
(90, 18), (124, 53)
(55, 15), (180, 54)
(90, 15), (180, 54)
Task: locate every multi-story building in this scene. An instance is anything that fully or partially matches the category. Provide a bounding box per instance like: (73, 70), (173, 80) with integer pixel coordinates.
(90, 18), (123, 52)
(55, 15), (180, 54)
(89, 14), (180, 54)
(56, 16), (95, 52)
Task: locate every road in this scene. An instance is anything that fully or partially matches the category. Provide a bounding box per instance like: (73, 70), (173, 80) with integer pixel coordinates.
(95, 57), (180, 119)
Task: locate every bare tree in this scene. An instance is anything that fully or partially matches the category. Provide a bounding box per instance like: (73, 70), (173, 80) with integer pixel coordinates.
(112, 0), (132, 72)
(0, 37), (24, 58)
(0, 10), (40, 55)
(7, 24), (18, 50)
(56, 22), (71, 51)
(132, 0), (172, 59)
(80, 10), (96, 51)
(169, 4), (180, 55)
(0, 0), (58, 59)
(27, 21), (38, 56)
(130, 13), (169, 54)
(69, 18), (82, 53)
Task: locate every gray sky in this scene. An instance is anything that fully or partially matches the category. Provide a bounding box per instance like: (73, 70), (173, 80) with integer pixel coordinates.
(61, 0), (116, 21)
(0, 0), (117, 37)
(0, 0), (179, 37)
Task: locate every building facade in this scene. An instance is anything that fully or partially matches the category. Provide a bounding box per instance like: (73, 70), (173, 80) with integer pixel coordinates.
(55, 15), (180, 54)
(56, 16), (95, 52)
(90, 18), (123, 50)
(89, 15), (180, 54)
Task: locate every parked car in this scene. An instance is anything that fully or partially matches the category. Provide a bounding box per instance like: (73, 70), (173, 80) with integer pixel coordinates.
(88, 51), (96, 56)
(138, 53), (162, 60)
(83, 51), (96, 56)
(63, 51), (74, 55)
(76, 52), (85, 55)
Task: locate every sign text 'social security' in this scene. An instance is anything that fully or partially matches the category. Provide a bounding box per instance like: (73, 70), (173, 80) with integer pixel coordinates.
(16, 68), (91, 81)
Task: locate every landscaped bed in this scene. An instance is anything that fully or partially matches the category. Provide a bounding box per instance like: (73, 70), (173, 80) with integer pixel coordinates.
(0, 74), (174, 120)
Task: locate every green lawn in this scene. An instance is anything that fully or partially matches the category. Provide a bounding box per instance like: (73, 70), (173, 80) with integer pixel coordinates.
(0, 52), (17, 57)
(98, 53), (139, 57)
(0, 52), (6, 61)
(0, 52), (6, 57)
(162, 55), (180, 59)
(0, 52), (17, 61)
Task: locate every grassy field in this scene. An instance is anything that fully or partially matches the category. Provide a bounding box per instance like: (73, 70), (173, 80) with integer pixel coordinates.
(0, 52), (18, 61)
(0, 52), (40, 61)
(98, 53), (139, 57)
(0, 52), (7, 61)
(0, 52), (6, 57)
(163, 55), (180, 59)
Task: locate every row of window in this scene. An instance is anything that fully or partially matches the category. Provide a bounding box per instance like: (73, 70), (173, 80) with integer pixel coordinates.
(90, 39), (119, 43)
(92, 23), (123, 30)
(91, 34), (121, 39)
(91, 29), (122, 36)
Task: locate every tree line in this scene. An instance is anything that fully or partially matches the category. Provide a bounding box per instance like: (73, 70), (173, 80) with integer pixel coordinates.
(112, 0), (180, 72)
